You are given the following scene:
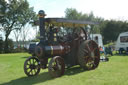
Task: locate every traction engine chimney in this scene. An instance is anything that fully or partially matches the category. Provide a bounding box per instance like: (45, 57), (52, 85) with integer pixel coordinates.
(38, 10), (46, 43)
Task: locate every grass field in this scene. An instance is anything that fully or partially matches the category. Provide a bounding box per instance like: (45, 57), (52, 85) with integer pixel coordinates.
(0, 53), (128, 85)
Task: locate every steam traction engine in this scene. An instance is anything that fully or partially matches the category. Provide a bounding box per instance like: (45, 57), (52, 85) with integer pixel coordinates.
(24, 10), (100, 77)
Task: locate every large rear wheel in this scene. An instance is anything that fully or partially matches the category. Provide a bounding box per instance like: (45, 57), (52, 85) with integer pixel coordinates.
(78, 40), (100, 70)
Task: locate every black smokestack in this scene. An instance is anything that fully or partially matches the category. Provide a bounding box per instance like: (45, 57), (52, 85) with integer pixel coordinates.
(38, 10), (46, 43)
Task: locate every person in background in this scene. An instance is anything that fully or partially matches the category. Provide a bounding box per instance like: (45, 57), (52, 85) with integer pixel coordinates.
(99, 46), (109, 61)
(108, 46), (113, 56)
(99, 46), (104, 54)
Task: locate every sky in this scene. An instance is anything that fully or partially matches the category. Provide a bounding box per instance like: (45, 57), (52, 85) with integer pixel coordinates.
(3, 0), (128, 41)
(28, 0), (128, 20)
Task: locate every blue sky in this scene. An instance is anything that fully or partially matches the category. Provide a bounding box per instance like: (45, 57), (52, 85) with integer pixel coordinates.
(28, 0), (128, 20)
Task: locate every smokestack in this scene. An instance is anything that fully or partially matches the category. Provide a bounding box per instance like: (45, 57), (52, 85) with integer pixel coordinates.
(38, 10), (46, 43)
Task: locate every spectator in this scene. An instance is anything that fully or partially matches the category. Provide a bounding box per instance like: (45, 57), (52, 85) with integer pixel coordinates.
(108, 46), (113, 56)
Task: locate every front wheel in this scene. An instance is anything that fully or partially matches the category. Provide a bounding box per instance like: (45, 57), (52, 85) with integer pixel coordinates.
(24, 56), (40, 76)
(48, 56), (65, 77)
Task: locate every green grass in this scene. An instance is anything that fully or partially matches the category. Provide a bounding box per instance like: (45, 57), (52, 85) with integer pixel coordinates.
(0, 53), (128, 85)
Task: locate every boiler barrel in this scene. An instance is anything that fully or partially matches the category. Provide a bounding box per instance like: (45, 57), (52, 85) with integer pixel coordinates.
(45, 45), (70, 56)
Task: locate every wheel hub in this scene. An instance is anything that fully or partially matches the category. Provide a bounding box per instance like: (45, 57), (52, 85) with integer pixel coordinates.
(86, 57), (94, 68)
(29, 64), (36, 69)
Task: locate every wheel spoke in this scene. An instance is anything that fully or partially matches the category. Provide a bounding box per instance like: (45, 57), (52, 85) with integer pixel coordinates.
(86, 43), (93, 52)
(34, 69), (37, 73)
(86, 43), (90, 51)
(90, 41), (93, 51)
(90, 41), (94, 51)
(33, 58), (37, 64)
(27, 63), (30, 65)
(31, 70), (33, 75)
(29, 59), (32, 64)
(56, 60), (62, 70)
(34, 59), (37, 64)
(32, 59), (34, 64)
(28, 69), (32, 73)
(83, 49), (89, 54)
(92, 47), (98, 52)
(26, 69), (30, 73)
(31, 59), (33, 64)
(26, 66), (30, 69)
(90, 41), (98, 52)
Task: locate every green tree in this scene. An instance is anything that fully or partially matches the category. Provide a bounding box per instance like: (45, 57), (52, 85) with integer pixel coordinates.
(65, 8), (104, 34)
(0, 36), (4, 53)
(101, 20), (128, 44)
(7, 39), (14, 53)
(65, 8), (88, 20)
(0, 0), (36, 53)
